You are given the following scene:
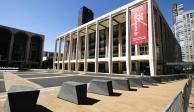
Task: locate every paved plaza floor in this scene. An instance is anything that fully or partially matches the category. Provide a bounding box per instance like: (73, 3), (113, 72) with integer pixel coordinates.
(0, 71), (191, 112)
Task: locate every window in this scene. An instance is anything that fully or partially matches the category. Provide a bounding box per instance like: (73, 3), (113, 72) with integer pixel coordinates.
(190, 13), (193, 18)
(88, 32), (95, 59)
(121, 22), (126, 56)
(187, 14), (190, 18)
(140, 44), (148, 55)
(113, 25), (119, 57)
(99, 29), (106, 58)
(81, 36), (85, 59)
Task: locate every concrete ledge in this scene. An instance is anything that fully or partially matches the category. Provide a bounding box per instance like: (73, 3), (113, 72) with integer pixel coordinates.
(88, 79), (113, 96)
(4, 85), (40, 112)
(58, 81), (87, 104)
(141, 77), (158, 85)
(128, 77), (143, 87)
(111, 78), (130, 90)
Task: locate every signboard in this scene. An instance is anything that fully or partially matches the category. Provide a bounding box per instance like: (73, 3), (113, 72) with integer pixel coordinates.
(131, 4), (148, 45)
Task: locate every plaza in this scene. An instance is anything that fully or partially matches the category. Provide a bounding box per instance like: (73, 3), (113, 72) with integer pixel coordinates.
(0, 70), (192, 112)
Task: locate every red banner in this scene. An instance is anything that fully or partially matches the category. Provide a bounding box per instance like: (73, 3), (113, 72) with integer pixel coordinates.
(131, 4), (148, 45)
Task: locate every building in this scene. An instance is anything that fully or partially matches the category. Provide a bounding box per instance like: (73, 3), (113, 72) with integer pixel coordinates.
(53, 0), (181, 76)
(42, 51), (54, 69)
(0, 25), (44, 68)
(172, 4), (194, 62)
(43, 51), (54, 61)
(172, 3), (177, 24)
(78, 6), (94, 26)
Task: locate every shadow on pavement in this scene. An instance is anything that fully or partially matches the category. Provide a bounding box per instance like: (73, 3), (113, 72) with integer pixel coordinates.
(142, 85), (149, 88)
(129, 88), (138, 91)
(112, 92), (122, 97)
(81, 97), (100, 105)
(35, 105), (53, 112)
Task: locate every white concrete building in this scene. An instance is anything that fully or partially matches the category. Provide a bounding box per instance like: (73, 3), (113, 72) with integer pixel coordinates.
(173, 4), (194, 62)
(53, 0), (181, 76)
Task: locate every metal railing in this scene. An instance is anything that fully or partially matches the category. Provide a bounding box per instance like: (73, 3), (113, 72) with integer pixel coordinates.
(163, 75), (193, 112)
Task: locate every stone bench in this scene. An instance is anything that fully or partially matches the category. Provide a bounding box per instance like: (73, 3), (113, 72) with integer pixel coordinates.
(128, 77), (143, 87)
(151, 77), (162, 83)
(175, 76), (180, 80)
(88, 79), (113, 96)
(141, 77), (158, 85)
(4, 85), (40, 112)
(160, 76), (169, 82)
(58, 81), (87, 104)
(179, 75), (187, 79)
(168, 76), (176, 81)
(111, 78), (130, 90)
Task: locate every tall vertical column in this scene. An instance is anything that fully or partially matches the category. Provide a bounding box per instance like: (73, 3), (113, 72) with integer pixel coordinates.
(8, 34), (15, 65)
(126, 8), (132, 75)
(57, 39), (62, 70)
(25, 36), (31, 68)
(148, 0), (156, 76)
(53, 39), (58, 70)
(84, 26), (88, 72)
(95, 21), (99, 73)
(75, 30), (80, 71)
(62, 37), (66, 71)
(64, 38), (68, 70)
(135, 44), (140, 56)
(108, 15), (113, 74)
(68, 34), (72, 71)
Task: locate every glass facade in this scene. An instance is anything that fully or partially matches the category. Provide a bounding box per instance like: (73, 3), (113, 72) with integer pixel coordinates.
(99, 29), (106, 58)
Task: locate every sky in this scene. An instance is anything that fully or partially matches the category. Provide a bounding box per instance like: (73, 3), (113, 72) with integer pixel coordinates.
(0, 0), (193, 52)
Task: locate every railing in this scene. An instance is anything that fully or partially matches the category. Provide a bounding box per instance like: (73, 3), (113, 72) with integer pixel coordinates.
(163, 75), (193, 112)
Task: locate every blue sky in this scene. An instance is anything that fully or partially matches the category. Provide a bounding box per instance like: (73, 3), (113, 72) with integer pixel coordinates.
(0, 0), (193, 52)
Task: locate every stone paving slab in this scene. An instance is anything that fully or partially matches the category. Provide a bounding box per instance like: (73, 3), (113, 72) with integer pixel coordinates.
(29, 76), (110, 87)
(3, 72), (43, 91)
(12, 72), (63, 75)
(0, 81), (5, 92)
(0, 76), (3, 79)
(18, 74), (64, 78)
